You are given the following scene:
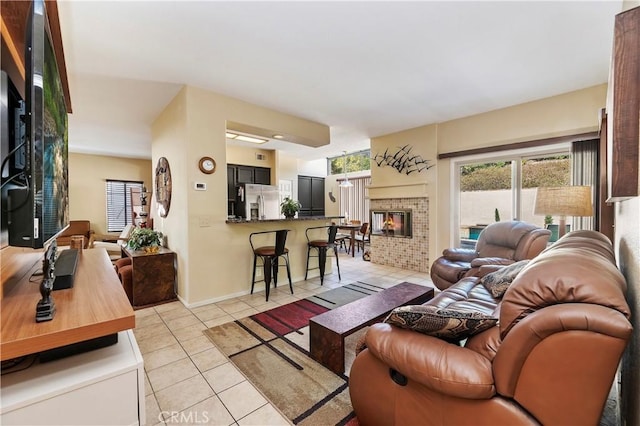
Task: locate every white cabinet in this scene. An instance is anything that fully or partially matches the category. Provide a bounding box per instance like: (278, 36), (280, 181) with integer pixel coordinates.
(1, 330), (144, 425)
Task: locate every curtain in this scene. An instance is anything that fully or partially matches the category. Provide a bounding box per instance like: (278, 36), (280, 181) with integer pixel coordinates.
(338, 176), (371, 224)
(571, 139), (598, 231)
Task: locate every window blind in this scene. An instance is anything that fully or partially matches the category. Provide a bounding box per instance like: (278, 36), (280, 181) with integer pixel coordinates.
(106, 180), (143, 232)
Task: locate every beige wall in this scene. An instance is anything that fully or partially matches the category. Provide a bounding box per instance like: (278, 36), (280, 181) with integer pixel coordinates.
(226, 145), (276, 179)
(151, 86), (331, 306)
(370, 124), (438, 263)
(369, 85), (606, 268)
(616, 197), (640, 424)
(435, 84), (607, 257)
(68, 153), (152, 235)
(616, 3), (639, 424)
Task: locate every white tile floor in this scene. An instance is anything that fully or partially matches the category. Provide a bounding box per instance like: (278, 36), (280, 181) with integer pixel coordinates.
(135, 251), (433, 426)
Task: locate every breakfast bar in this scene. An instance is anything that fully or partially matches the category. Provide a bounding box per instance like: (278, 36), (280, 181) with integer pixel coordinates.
(226, 216), (345, 288)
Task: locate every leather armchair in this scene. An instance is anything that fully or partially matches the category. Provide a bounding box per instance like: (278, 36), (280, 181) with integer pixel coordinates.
(349, 231), (632, 425)
(430, 221), (551, 290)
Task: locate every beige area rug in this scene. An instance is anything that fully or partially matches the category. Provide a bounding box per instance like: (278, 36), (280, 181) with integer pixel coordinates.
(204, 293), (372, 425)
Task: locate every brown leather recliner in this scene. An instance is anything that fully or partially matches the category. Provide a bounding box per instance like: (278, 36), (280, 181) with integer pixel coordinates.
(430, 221), (551, 290)
(349, 230), (633, 425)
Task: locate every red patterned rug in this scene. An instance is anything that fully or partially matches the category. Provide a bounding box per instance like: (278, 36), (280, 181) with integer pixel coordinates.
(204, 282), (383, 425)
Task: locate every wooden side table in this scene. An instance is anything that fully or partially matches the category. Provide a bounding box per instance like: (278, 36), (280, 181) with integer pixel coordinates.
(121, 247), (177, 308)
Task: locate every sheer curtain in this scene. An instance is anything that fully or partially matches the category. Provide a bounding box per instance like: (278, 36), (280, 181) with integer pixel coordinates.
(338, 176), (371, 224)
(571, 139), (598, 231)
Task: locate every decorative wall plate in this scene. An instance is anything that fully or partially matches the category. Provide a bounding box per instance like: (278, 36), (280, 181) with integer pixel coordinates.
(155, 157), (172, 218)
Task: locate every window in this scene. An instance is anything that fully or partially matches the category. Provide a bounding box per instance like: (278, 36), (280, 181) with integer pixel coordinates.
(328, 150), (371, 175)
(106, 180), (143, 232)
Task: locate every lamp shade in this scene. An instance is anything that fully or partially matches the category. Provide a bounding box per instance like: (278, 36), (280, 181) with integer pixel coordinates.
(534, 186), (594, 217)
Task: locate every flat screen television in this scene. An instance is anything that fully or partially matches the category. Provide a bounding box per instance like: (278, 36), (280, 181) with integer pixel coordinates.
(3, 0), (69, 249)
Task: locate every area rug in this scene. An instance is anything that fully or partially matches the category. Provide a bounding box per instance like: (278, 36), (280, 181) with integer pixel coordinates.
(204, 282), (383, 425)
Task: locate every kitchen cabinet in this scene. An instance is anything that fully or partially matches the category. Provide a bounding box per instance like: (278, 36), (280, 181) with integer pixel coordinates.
(228, 165), (272, 216)
(298, 175), (325, 217)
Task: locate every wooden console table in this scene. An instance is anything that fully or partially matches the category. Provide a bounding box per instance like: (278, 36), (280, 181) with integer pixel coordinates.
(309, 282), (434, 374)
(0, 248), (135, 361)
(122, 246), (177, 308)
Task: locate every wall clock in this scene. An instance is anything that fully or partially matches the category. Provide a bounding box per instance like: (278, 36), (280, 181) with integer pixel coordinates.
(155, 157), (172, 218)
(198, 156), (216, 174)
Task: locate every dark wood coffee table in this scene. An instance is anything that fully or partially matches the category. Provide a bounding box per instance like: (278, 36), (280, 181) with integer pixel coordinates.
(309, 282), (434, 374)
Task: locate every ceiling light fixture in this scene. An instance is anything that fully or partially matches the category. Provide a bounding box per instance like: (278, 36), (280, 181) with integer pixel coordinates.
(272, 134), (284, 139)
(235, 135), (268, 144)
(339, 150), (353, 188)
(225, 132), (238, 139)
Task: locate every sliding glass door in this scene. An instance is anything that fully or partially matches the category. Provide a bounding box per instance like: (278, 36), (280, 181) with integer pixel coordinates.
(454, 147), (570, 247)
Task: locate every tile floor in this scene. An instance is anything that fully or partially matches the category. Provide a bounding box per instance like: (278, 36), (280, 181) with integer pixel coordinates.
(135, 251), (432, 426)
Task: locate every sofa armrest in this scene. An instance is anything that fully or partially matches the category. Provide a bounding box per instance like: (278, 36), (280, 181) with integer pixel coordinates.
(469, 257), (515, 268)
(364, 323), (495, 399)
(442, 248), (478, 262)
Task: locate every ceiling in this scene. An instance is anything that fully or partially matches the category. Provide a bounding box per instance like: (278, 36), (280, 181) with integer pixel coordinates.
(57, 1), (622, 161)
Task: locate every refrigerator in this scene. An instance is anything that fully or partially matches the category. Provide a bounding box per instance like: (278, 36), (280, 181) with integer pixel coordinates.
(236, 184), (280, 220)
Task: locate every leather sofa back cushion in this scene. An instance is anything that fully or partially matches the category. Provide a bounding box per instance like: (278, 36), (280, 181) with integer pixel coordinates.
(499, 244), (630, 339)
(384, 305), (498, 342)
(476, 221), (537, 258)
(480, 260), (530, 298)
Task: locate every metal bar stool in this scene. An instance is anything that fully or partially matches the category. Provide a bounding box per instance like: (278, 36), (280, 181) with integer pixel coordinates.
(250, 229), (293, 301)
(305, 225), (341, 286)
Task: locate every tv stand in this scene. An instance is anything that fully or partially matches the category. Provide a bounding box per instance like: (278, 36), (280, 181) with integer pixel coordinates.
(39, 333), (118, 363)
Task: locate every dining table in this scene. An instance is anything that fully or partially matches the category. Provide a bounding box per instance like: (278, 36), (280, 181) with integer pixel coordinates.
(337, 224), (361, 257)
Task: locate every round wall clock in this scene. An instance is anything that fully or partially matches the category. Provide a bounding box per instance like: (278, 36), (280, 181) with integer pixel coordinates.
(198, 156), (216, 174)
(155, 157), (172, 218)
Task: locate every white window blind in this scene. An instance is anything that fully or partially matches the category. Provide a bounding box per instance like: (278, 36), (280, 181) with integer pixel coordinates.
(106, 180), (143, 232)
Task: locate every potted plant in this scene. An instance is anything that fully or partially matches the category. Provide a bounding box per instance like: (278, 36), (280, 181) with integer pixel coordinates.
(127, 227), (164, 253)
(280, 197), (301, 219)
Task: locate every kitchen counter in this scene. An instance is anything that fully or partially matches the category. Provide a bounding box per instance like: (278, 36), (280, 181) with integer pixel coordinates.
(223, 217), (347, 290)
(226, 216), (343, 224)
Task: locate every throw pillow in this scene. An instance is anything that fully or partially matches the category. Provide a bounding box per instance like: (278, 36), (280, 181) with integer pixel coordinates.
(383, 305), (498, 341)
(480, 259), (530, 298)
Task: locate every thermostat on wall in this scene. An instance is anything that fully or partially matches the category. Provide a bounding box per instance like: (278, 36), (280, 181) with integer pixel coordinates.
(194, 182), (207, 191)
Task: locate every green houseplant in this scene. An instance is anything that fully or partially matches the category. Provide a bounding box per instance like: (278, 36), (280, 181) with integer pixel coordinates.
(280, 197), (301, 219)
(127, 227), (164, 252)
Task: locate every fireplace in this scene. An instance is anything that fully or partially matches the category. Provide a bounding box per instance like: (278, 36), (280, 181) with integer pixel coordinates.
(369, 197), (428, 272)
(371, 209), (412, 238)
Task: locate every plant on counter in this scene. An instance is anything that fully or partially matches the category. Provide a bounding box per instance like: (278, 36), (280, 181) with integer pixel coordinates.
(280, 197), (302, 219)
(127, 227), (164, 252)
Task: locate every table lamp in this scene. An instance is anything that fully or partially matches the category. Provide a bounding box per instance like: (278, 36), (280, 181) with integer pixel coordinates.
(534, 186), (594, 239)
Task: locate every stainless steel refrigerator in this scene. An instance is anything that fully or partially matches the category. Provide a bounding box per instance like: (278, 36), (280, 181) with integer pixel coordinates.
(236, 184), (280, 220)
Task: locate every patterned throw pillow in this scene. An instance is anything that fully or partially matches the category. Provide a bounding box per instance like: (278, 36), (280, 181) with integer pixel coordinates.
(383, 305), (498, 341)
(480, 260), (530, 298)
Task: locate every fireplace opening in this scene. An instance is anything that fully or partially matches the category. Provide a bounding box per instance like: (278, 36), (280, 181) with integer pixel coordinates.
(371, 210), (412, 238)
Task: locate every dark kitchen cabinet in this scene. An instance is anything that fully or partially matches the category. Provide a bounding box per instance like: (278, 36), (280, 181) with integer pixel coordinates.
(298, 175), (325, 217)
(227, 165), (272, 216)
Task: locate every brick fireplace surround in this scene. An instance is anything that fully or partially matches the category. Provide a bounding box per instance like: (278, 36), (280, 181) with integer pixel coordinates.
(369, 197), (429, 272)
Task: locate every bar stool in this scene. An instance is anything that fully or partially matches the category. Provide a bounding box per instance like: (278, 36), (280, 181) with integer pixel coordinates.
(250, 229), (293, 301)
(305, 225), (341, 286)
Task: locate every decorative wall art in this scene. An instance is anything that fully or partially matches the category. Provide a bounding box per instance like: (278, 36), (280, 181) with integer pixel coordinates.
(372, 145), (433, 175)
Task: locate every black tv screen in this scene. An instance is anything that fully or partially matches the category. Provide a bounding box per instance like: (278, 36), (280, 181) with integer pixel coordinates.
(7, 0), (69, 248)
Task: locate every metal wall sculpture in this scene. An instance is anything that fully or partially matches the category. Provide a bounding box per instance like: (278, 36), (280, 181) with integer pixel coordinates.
(372, 145), (433, 175)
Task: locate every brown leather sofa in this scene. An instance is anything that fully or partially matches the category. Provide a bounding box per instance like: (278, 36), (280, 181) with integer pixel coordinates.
(430, 221), (551, 290)
(349, 230), (632, 425)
